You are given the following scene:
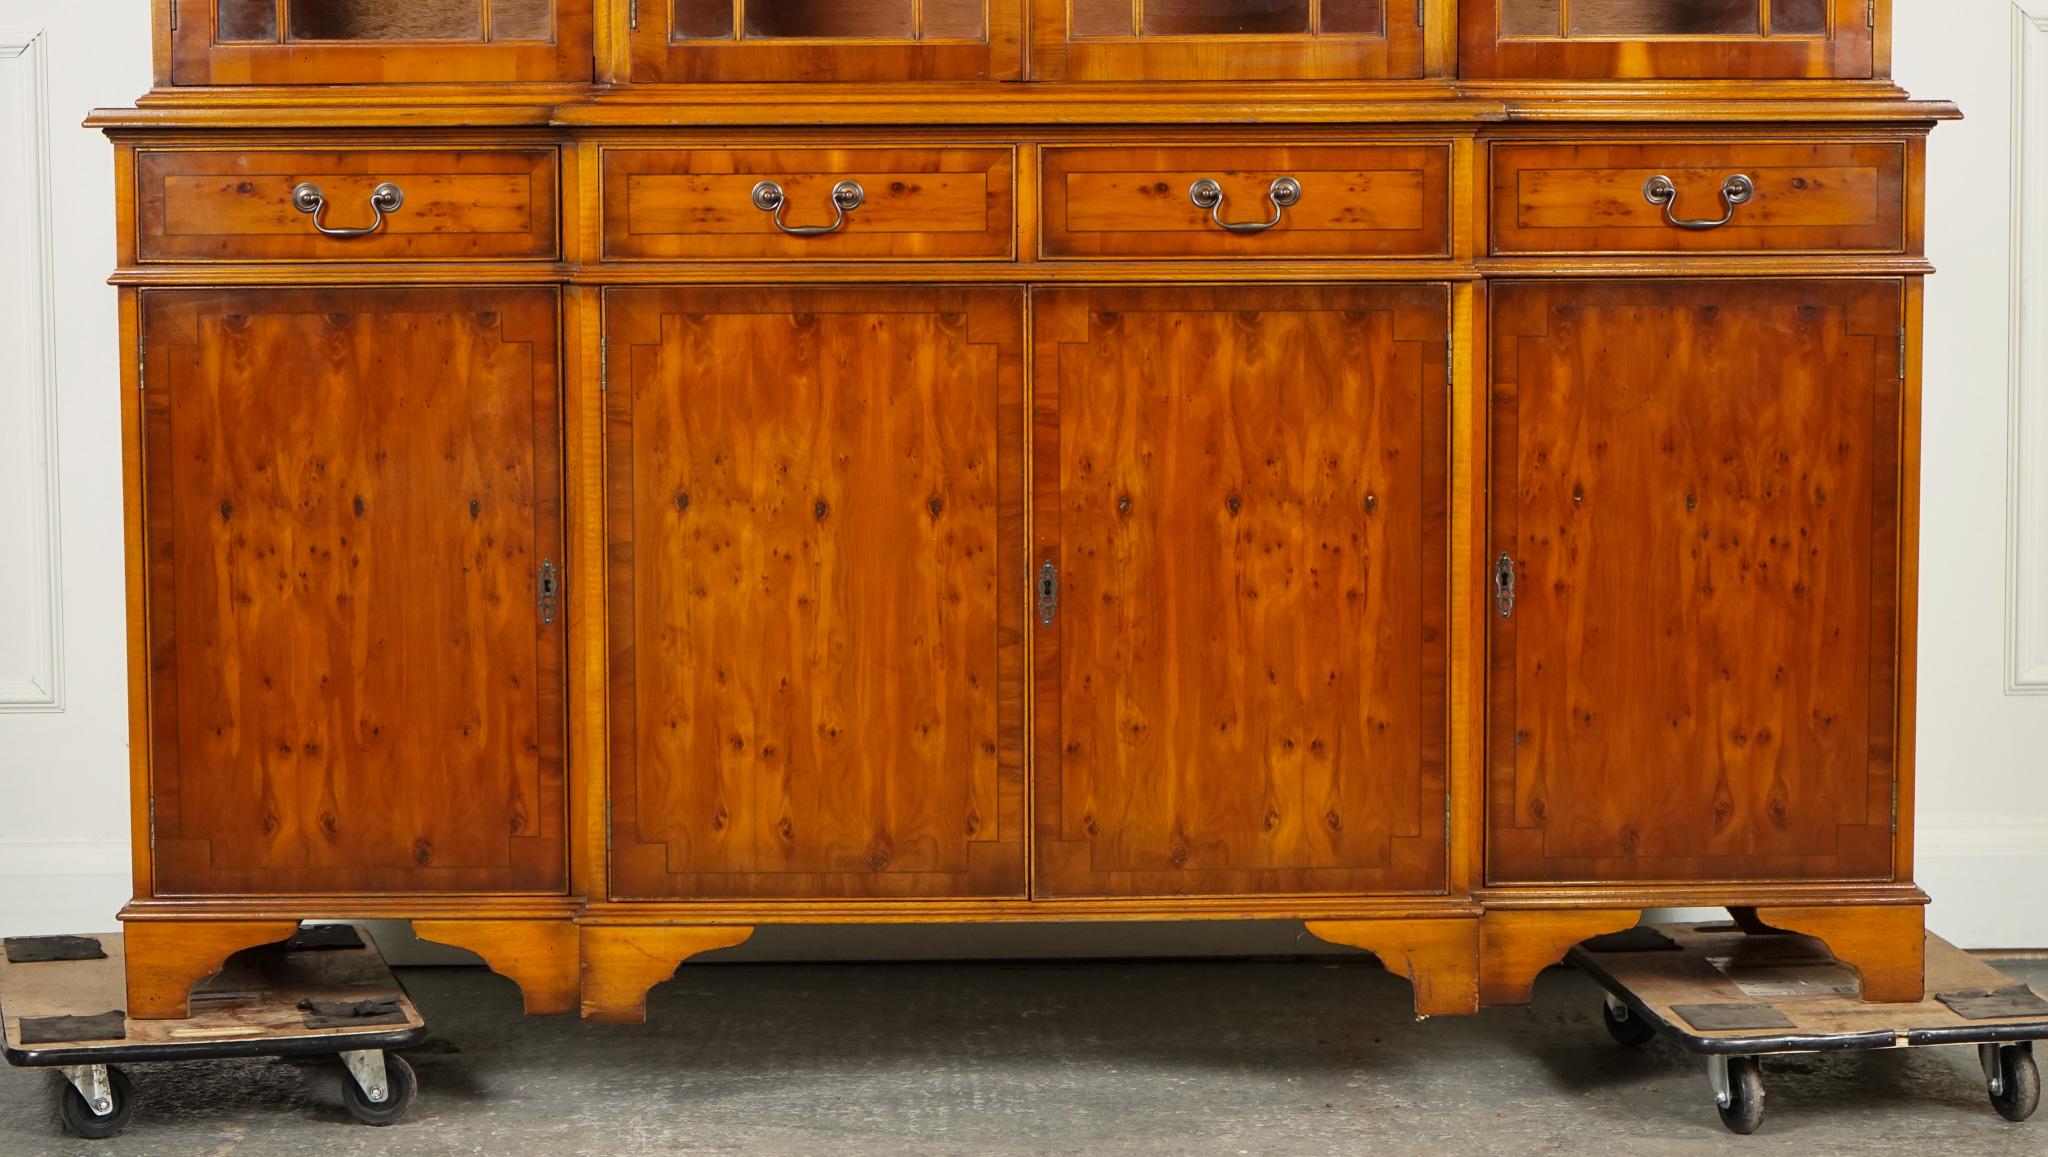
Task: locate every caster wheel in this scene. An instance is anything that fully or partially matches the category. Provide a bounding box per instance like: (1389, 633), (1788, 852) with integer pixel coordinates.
(341, 1053), (417, 1126)
(1990, 1044), (2040, 1123)
(57, 1066), (134, 1140)
(1716, 1056), (1766, 1135)
(1602, 999), (1657, 1048)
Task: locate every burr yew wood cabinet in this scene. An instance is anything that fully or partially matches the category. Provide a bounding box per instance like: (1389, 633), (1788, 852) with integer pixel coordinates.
(96, 0), (1953, 1023)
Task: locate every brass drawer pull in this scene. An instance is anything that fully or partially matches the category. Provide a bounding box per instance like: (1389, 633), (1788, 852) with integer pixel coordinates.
(751, 179), (865, 237)
(1642, 174), (1754, 231)
(290, 181), (405, 238)
(1188, 176), (1300, 234)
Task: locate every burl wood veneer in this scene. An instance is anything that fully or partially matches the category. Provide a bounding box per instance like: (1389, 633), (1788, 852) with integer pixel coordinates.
(98, 0), (1950, 1023)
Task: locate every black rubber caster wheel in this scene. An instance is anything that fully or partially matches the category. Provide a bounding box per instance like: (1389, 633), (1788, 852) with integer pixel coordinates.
(1602, 999), (1657, 1048)
(1991, 1044), (2040, 1123)
(57, 1066), (134, 1140)
(1717, 1056), (1766, 1135)
(341, 1054), (417, 1126)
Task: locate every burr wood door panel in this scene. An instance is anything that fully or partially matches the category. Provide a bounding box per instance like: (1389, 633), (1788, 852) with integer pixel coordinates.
(1488, 280), (1904, 886)
(1032, 285), (1450, 898)
(141, 288), (567, 895)
(605, 287), (1026, 900)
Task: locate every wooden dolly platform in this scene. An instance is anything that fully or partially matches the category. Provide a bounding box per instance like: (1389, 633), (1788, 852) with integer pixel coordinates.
(1570, 922), (2046, 1135)
(1, 924), (425, 1139)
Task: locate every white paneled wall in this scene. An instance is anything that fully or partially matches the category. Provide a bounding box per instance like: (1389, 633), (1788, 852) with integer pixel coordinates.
(1895, 0), (2048, 949)
(0, 1), (2041, 953)
(0, 5), (148, 935)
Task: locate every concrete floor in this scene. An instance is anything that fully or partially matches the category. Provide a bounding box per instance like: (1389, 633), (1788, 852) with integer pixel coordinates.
(3, 954), (2043, 1156)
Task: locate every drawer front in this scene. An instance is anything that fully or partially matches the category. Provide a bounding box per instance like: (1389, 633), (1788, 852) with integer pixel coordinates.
(602, 147), (1015, 261)
(1041, 144), (1451, 260)
(136, 148), (559, 263)
(1490, 140), (1908, 255)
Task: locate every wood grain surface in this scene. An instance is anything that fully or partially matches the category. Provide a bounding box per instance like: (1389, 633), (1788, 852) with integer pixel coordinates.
(1488, 279), (1903, 886)
(605, 286), (1025, 899)
(602, 146), (1013, 261)
(1490, 139), (1907, 255)
(141, 287), (566, 896)
(137, 147), (559, 263)
(1032, 284), (1450, 898)
(1041, 143), (1450, 260)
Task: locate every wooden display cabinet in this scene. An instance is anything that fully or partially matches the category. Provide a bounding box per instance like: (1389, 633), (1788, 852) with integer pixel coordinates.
(95, 0), (1952, 1026)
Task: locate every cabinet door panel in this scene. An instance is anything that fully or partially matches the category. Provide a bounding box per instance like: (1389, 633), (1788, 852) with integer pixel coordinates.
(143, 288), (566, 895)
(1488, 280), (1902, 885)
(606, 287), (1025, 900)
(1036, 0), (1423, 79)
(631, 0), (1022, 81)
(171, 0), (594, 84)
(1033, 285), (1450, 898)
(1461, 0), (1872, 79)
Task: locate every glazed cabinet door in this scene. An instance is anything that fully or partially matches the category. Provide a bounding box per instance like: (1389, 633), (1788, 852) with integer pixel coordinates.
(1035, 0), (1427, 80)
(1488, 280), (1905, 885)
(628, 0), (1023, 80)
(169, 0), (595, 84)
(1032, 285), (1450, 898)
(605, 287), (1026, 899)
(141, 288), (567, 895)
(1459, 0), (1874, 79)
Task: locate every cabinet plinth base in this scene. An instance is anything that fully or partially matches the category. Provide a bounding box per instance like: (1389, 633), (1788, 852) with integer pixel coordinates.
(1744, 904), (1927, 1003)
(1304, 918), (1481, 1016)
(413, 918), (580, 1015)
(579, 925), (755, 1023)
(1477, 908), (1642, 1006)
(120, 919), (302, 1020)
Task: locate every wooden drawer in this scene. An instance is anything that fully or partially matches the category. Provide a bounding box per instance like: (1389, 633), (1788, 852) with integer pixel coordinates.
(602, 147), (1015, 261)
(1490, 140), (1908, 255)
(1040, 143), (1451, 260)
(136, 148), (559, 263)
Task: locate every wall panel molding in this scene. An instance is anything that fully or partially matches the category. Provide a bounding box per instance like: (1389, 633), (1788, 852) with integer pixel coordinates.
(0, 27), (64, 712)
(2010, 3), (2048, 691)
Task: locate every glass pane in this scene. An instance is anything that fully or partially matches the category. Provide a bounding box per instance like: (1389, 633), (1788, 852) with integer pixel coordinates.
(1071, 0), (1133, 37)
(287, 0), (485, 40)
(217, 0), (279, 40)
(1320, 0), (1384, 35)
(744, 0), (914, 38)
(1142, 0), (1309, 36)
(1500, 0), (1562, 37)
(1772, 0), (1827, 35)
(674, 0), (734, 38)
(1568, 0), (1760, 36)
(490, 0), (554, 40)
(922, 0), (985, 38)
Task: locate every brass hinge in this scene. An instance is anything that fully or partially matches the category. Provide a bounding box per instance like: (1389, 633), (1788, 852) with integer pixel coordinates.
(605, 798), (614, 856)
(1418, 0), (1425, 26)
(599, 336), (608, 392)
(137, 309), (146, 393)
(629, 0), (639, 31)
(1899, 326), (1908, 379)
(168, 1), (178, 31)
(1891, 779), (1899, 834)
(1868, 0), (1877, 27)
(148, 797), (156, 850)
